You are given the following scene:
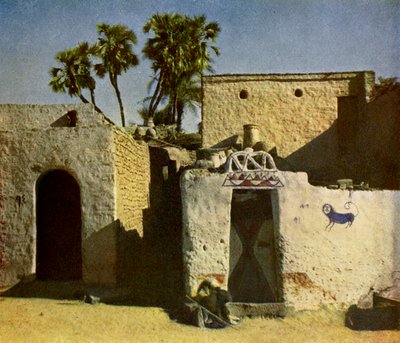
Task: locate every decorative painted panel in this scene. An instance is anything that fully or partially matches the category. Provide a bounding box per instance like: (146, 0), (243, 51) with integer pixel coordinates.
(223, 151), (284, 189)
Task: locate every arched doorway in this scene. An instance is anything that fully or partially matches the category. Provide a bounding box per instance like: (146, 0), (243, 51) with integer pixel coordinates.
(36, 170), (82, 280)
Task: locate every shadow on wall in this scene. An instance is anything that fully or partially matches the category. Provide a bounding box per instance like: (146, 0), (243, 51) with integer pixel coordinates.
(139, 147), (184, 308)
(359, 93), (400, 189)
(285, 90), (400, 189)
(84, 146), (185, 309)
(2, 208), (183, 310)
(211, 135), (240, 149)
(0, 220), (134, 302)
(282, 121), (362, 185)
(114, 219), (157, 305)
(1, 146), (185, 309)
(2, 148), (185, 309)
(282, 119), (400, 188)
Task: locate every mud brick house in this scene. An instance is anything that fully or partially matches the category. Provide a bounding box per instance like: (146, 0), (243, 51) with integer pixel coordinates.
(0, 104), (150, 287)
(201, 71), (400, 188)
(181, 71), (400, 313)
(1, 70), (399, 315)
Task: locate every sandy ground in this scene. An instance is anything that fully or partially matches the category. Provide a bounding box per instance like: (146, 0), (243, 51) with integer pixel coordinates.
(0, 297), (399, 343)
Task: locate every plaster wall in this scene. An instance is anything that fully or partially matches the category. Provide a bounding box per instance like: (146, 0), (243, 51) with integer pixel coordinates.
(0, 104), (117, 287)
(278, 172), (398, 310)
(181, 169), (399, 310)
(181, 170), (232, 294)
(201, 72), (374, 163)
(113, 128), (150, 235)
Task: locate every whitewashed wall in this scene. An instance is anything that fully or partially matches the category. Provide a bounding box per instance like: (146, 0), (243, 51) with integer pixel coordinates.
(181, 169), (399, 310)
(0, 104), (117, 287)
(278, 172), (399, 310)
(181, 170), (232, 294)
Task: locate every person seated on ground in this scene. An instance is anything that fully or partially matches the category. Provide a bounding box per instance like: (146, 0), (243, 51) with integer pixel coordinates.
(194, 276), (233, 327)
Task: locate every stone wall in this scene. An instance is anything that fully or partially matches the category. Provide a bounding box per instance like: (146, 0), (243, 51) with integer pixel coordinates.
(0, 104), (118, 287)
(181, 169), (399, 310)
(112, 128), (150, 235)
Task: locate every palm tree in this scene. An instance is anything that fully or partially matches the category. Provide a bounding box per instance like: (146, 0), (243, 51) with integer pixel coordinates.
(142, 13), (176, 121)
(49, 42), (102, 113)
(143, 13), (220, 131)
(93, 23), (139, 127)
(175, 77), (201, 131)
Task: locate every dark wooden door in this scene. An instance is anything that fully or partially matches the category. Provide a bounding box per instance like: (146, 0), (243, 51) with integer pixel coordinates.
(36, 170), (82, 280)
(229, 190), (278, 302)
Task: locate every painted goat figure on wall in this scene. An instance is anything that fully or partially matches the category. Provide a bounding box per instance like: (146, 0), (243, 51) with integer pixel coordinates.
(322, 202), (359, 230)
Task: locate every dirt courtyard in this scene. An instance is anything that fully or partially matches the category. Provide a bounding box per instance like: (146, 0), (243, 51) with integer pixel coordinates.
(0, 297), (398, 343)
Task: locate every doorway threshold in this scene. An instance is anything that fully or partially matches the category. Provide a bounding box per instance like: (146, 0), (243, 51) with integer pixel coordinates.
(226, 302), (286, 318)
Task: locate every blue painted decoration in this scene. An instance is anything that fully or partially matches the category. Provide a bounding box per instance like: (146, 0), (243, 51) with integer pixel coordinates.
(322, 202), (358, 230)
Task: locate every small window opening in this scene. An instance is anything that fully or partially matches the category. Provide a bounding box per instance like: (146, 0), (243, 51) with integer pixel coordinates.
(66, 110), (78, 127)
(50, 110), (78, 127)
(294, 89), (303, 97)
(239, 90), (249, 99)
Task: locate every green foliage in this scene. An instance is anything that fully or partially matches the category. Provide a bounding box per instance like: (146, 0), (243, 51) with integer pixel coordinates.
(143, 13), (220, 131)
(138, 102), (170, 126)
(153, 108), (170, 126)
(49, 14), (221, 129)
(49, 23), (138, 126)
(49, 42), (102, 112)
(93, 23), (139, 127)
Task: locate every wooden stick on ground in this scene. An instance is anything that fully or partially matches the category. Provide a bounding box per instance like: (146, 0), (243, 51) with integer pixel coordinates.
(185, 295), (238, 329)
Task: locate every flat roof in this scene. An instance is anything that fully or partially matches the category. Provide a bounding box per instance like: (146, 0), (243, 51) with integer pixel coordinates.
(202, 71), (375, 83)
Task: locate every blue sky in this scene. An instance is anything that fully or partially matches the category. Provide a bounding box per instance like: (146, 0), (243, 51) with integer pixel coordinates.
(0, 0), (399, 130)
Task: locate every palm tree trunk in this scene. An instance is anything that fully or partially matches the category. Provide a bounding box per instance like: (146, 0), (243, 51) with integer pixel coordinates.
(148, 72), (163, 117)
(147, 76), (165, 125)
(78, 94), (90, 104)
(172, 92), (178, 124)
(152, 89), (164, 118)
(148, 80), (160, 116)
(78, 93), (103, 114)
(176, 98), (184, 132)
(90, 89), (96, 106)
(168, 98), (172, 124)
(167, 98), (174, 124)
(89, 89), (104, 114)
(110, 73), (125, 127)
